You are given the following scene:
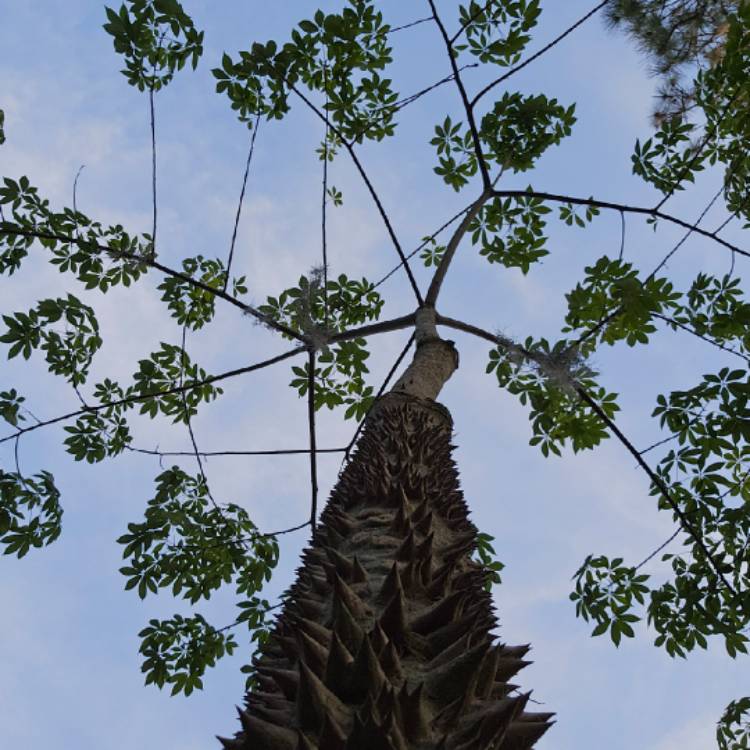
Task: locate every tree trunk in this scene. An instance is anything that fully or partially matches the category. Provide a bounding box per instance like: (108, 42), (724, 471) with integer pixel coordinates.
(220, 314), (553, 749)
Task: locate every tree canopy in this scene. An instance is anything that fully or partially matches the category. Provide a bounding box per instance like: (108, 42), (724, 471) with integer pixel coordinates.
(1, 1), (749, 747)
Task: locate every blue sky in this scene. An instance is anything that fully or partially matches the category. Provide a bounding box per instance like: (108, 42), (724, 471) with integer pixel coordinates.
(0, 1), (746, 748)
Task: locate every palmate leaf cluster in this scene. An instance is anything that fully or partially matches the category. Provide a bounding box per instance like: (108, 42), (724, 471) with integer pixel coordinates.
(119, 467), (279, 694)
(103, 0), (204, 91)
(213, 0), (395, 139)
(260, 272), (384, 420)
(1, 0), (750, 736)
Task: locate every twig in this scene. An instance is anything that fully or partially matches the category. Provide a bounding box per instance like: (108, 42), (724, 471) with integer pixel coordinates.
(449, 0), (496, 45)
(72, 165), (85, 240)
(371, 202), (475, 293)
(177, 324), (242, 546)
(223, 113), (261, 293)
(328, 312), (416, 345)
(389, 16), (432, 34)
(634, 527), (683, 570)
(471, 1), (611, 106)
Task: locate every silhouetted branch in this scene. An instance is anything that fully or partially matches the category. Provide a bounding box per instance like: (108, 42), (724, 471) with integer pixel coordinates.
(428, 0), (491, 188)
(0, 225), (305, 342)
(223, 113), (261, 293)
(471, 1), (610, 106)
(291, 86), (424, 305)
(0, 345), (306, 446)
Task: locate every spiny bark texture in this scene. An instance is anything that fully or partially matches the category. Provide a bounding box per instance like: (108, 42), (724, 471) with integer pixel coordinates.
(220, 391), (552, 749)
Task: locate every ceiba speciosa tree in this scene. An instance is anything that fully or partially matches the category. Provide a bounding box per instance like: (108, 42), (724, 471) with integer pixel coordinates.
(221, 309), (553, 749)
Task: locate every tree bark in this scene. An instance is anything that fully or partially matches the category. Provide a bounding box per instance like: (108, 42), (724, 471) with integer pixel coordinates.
(220, 318), (552, 749)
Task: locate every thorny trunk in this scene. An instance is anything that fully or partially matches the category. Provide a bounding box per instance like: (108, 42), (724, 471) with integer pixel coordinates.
(220, 311), (552, 749)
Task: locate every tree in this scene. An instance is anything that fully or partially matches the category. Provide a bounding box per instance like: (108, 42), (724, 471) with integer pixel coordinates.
(1, 1), (749, 748)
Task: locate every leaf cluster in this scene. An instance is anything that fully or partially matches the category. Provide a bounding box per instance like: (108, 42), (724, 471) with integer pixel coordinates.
(487, 337), (619, 455)
(119, 467), (279, 695)
(103, 0), (204, 91)
(0, 469), (63, 558)
(1, 294), (102, 385)
(260, 273), (383, 420)
(456, 0), (542, 68)
(213, 0), (396, 141)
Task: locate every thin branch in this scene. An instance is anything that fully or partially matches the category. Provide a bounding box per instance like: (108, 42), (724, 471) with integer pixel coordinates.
(307, 350), (319, 537)
(449, 0), (496, 45)
(343, 333), (415, 463)
(574, 184), (736, 349)
(291, 86), (424, 305)
(391, 63), (479, 114)
(178, 324), (241, 546)
(471, 0), (610, 107)
(148, 87), (158, 257)
(223, 114), (261, 293)
(0, 226), (306, 342)
(72, 165), (85, 240)
(490, 189), (750, 260)
(425, 181), (496, 307)
(618, 210), (626, 261)
(653, 86), (743, 212)
(328, 312), (416, 345)
(574, 385), (739, 599)
(634, 527), (683, 570)
(126, 446), (346, 458)
(649, 183), (725, 277)
(653, 312), (750, 363)
(389, 16), (432, 33)
(427, 0), (492, 189)
(371, 201), (475, 293)
(0, 345), (306, 446)
(639, 432), (681, 456)
(321, 67), (330, 328)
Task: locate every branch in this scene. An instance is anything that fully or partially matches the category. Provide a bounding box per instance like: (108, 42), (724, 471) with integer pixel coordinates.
(470, 0), (610, 107)
(490, 189), (750, 260)
(0, 345), (306, 446)
(328, 312), (416, 345)
(425, 186), (493, 307)
(435, 312), (741, 602)
(148, 87), (158, 257)
(427, 0), (492, 189)
(371, 201), (476, 293)
(449, 0), (496, 45)
(574, 385), (740, 600)
(291, 86), (424, 305)
(223, 114), (261, 293)
(653, 312), (750, 363)
(0, 225), (306, 342)
(307, 350), (319, 537)
(126, 446), (346, 458)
